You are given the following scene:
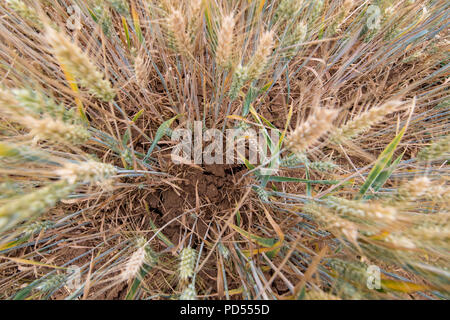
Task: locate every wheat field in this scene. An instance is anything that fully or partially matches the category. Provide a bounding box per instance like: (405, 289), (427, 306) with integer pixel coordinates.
(0, 0), (448, 300)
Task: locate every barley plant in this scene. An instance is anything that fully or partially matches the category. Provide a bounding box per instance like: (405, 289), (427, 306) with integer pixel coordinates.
(0, 0), (448, 300)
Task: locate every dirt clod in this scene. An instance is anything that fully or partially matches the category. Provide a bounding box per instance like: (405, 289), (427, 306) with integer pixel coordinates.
(148, 164), (246, 244)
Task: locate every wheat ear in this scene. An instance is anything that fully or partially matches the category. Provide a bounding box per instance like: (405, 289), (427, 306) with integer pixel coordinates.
(285, 108), (338, 153)
(247, 30), (274, 80)
(216, 14), (235, 69)
(179, 247), (196, 282)
(167, 9), (192, 56)
(56, 160), (117, 185)
(331, 101), (403, 142)
(46, 27), (116, 102)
